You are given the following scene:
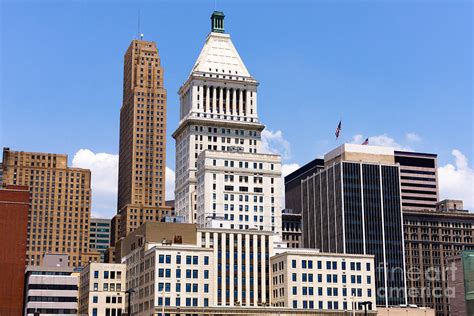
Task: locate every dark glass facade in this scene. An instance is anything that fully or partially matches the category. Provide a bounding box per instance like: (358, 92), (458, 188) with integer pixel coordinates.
(301, 161), (407, 307)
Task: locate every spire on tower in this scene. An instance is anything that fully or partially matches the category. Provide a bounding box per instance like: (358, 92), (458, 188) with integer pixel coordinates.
(211, 11), (225, 33)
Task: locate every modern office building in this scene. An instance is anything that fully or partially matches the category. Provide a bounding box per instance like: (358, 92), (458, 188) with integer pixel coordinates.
(403, 201), (474, 316)
(0, 184), (29, 315)
(118, 221), (279, 314)
(23, 254), (78, 315)
(300, 144), (407, 307)
(281, 209), (302, 248)
(2, 148), (92, 267)
(89, 218), (111, 262)
(173, 11), (282, 233)
(116, 38), (173, 240)
(195, 150), (282, 233)
(284, 158), (324, 215)
(271, 249), (376, 311)
(394, 151), (439, 211)
(446, 250), (474, 316)
(78, 262), (126, 316)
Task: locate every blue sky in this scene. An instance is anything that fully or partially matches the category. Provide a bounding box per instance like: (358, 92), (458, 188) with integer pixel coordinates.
(1, 0), (472, 217)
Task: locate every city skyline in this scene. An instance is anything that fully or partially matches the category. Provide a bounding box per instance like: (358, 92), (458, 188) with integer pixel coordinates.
(1, 1), (472, 218)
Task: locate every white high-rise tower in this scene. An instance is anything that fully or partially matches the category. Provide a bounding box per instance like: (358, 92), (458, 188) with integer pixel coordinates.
(173, 11), (282, 235)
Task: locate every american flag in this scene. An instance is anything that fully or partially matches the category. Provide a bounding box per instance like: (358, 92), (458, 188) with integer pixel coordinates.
(362, 138), (369, 145)
(335, 120), (342, 139)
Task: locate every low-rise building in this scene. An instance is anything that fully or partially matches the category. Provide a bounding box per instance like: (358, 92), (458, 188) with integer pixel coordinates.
(24, 254), (78, 316)
(78, 262), (126, 316)
(270, 249), (376, 312)
(281, 208), (302, 248)
(119, 221), (278, 315)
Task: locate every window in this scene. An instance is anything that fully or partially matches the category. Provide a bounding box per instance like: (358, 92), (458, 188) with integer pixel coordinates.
(176, 283), (181, 292)
(92, 308), (98, 316)
(292, 260), (296, 268)
(204, 256), (209, 265)
(293, 301), (297, 308)
(204, 270), (209, 279)
(176, 255), (181, 264)
(204, 284), (209, 293)
(94, 271), (99, 279)
(186, 256), (192, 264)
(159, 255), (164, 263)
(176, 269), (181, 278)
(104, 271), (109, 279)
(103, 283), (108, 291)
(93, 283), (98, 291)
(92, 296), (98, 303)
(166, 255), (171, 264)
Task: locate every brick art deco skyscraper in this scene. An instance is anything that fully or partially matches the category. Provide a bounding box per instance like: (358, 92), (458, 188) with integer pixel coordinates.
(116, 39), (172, 241)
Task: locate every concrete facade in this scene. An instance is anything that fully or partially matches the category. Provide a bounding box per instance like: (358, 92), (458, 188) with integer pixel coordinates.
(116, 39), (173, 240)
(78, 262), (126, 316)
(23, 254), (78, 315)
(404, 207), (474, 316)
(2, 148), (92, 267)
(173, 12), (267, 226)
(196, 150), (282, 233)
(271, 250), (376, 311)
(394, 151), (438, 211)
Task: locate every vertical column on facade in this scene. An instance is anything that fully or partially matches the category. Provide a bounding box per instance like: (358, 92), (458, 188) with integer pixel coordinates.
(252, 234), (258, 306)
(191, 85), (198, 113)
(360, 163), (366, 254)
(378, 164), (389, 307)
(213, 232), (219, 304)
(211, 86), (216, 114)
(225, 87), (230, 115)
(229, 232), (235, 306)
(233, 89), (238, 116)
(217, 87), (222, 115)
(205, 86), (210, 113)
(253, 90), (257, 117)
(222, 232), (227, 305)
(260, 234), (267, 305)
(245, 233), (251, 305)
(237, 233), (243, 305)
(238, 89), (243, 117)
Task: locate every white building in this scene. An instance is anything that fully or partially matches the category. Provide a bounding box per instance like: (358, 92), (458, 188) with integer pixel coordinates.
(125, 243), (215, 315)
(78, 262), (126, 316)
(118, 222), (280, 314)
(24, 254), (78, 316)
(196, 150), (282, 233)
(173, 11), (282, 236)
(270, 249), (376, 312)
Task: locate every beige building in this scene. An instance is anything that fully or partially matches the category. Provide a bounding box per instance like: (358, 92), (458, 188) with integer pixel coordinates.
(78, 262), (126, 316)
(403, 200), (474, 316)
(271, 249), (376, 312)
(2, 147), (92, 267)
(118, 221), (279, 314)
(116, 39), (172, 243)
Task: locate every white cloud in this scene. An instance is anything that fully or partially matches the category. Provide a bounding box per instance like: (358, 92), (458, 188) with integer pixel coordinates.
(72, 149), (176, 218)
(261, 129), (291, 160)
(405, 132), (421, 143)
(351, 134), (412, 151)
(281, 163), (300, 178)
(438, 150), (474, 210)
(165, 167), (175, 201)
(72, 149), (118, 218)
